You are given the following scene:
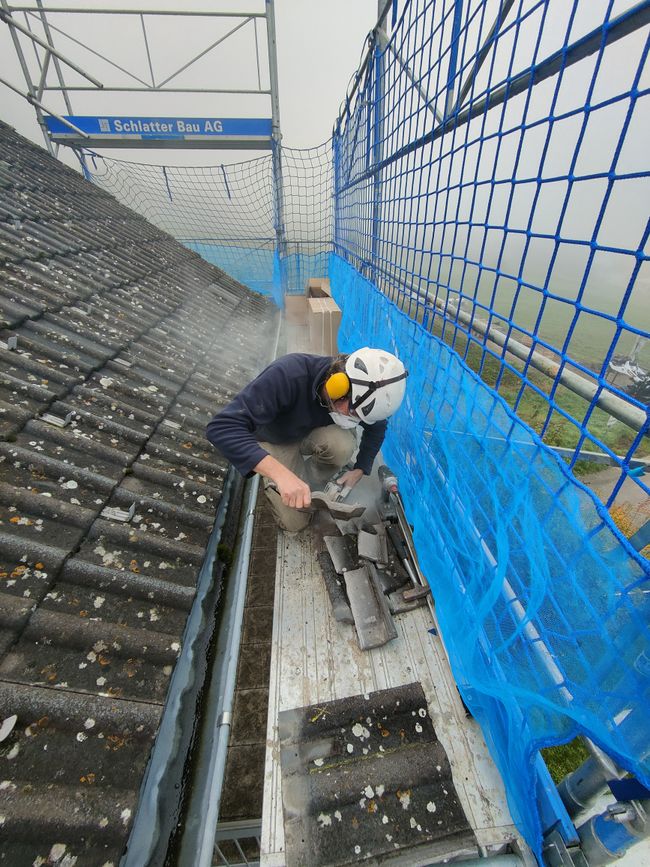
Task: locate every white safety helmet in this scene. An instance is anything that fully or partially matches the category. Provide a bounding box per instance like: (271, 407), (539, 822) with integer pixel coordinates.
(345, 347), (408, 424)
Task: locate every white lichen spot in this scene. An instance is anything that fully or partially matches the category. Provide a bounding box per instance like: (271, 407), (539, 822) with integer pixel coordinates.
(351, 722), (370, 740)
(93, 596), (105, 609)
(346, 743), (354, 754)
(376, 784), (385, 797)
(410, 817), (417, 829)
(386, 834), (392, 842)
(418, 707), (427, 717)
(314, 758), (324, 767)
(359, 798), (366, 809)
(171, 642), (180, 652)
(415, 722), (422, 733)
(86, 651), (97, 663)
(317, 813), (332, 828)
(426, 801), (436, 813)
(7, 744), (19, 760)
(0, 715), (17, 743)
(61, 479), (78, 489)
(76, 732), (87, 743)
(84, 719), (96, 730)
(334, 810), (342, 822)
(96, 677), (107, 686)
(354, 845), (361, 855)
(60, 854), (78, 866)
(382, 815), (389, 825)
(99, 817), (109, 828)
(364, 785), (374, 799)
(196, 495), (207, 504)
(398, 790), (411, 810)
(48, 844), (67, 862)
(120, 808), (132, 826)
(99, 377), (113, 388)
(163, 665), (172, 676)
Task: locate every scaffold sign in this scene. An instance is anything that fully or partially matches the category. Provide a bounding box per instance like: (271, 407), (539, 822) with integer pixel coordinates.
(44, 116), (273, 150)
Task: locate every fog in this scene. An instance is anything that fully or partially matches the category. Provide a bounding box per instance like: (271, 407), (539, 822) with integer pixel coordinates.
(0, 0), (377, 165)
(1, 0), (647, 371)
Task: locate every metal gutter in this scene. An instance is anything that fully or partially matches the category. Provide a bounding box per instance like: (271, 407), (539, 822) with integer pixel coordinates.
(121, 305), (282, 866)
(121, 465), (239, 867)
(177, 473), (261, 867)
(170, 309), (283, 865)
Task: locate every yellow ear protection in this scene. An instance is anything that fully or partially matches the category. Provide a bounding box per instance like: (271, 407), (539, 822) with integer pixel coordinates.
(324, 371), (351, 401)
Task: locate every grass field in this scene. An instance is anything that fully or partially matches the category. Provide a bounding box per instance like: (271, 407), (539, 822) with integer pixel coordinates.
(422, 310), (649, 465)
(541, 738), (591, 785)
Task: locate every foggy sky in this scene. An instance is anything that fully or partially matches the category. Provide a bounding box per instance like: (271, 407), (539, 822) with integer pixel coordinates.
(0, 0), (378, 168)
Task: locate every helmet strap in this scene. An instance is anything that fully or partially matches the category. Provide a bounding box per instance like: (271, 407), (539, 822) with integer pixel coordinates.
(348, 370), (408, 413)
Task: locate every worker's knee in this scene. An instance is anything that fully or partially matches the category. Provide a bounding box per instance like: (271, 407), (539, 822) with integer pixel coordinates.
(263, 483), (312, 532)
(304, 426), (356, 468)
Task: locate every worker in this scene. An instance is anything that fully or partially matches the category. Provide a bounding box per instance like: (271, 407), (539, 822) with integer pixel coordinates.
(206, 348), (407, 532)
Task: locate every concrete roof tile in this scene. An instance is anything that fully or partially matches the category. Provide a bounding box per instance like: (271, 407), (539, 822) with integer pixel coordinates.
(0, 119), (277, 862)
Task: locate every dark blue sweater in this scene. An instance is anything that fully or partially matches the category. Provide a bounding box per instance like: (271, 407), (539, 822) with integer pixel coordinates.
(206, 353), (387, 477)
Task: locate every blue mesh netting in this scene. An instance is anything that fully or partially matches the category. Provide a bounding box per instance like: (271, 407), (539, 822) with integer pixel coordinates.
(88, 141), (333, 308)
(85, 0), (650, 857)
(330, 0), (650, 857)
(332, 253), (650, 858)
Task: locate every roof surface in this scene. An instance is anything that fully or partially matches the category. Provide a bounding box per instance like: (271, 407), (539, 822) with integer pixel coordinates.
(0, 120), (276, 866)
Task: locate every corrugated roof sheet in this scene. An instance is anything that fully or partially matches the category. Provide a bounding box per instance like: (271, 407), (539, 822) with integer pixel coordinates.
(0, 120), (276, 865)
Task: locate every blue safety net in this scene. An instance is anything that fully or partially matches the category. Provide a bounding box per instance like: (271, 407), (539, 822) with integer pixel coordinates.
(332, 0), (650, 858)
(333, 254), (649, 858)
(85, 1), (650, 858)
(88, 141), (333, 307)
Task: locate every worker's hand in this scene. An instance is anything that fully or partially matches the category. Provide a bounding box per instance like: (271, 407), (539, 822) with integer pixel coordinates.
(254, 455), (312, 510)
(337, 468), (364, 489)
(275, 468), (312, 510)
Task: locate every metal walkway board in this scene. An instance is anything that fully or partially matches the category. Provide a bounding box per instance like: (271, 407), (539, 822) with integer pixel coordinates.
(277, 683), (477, 866)
(261, 472), (535, 866)
(262, 321), (533, 867)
